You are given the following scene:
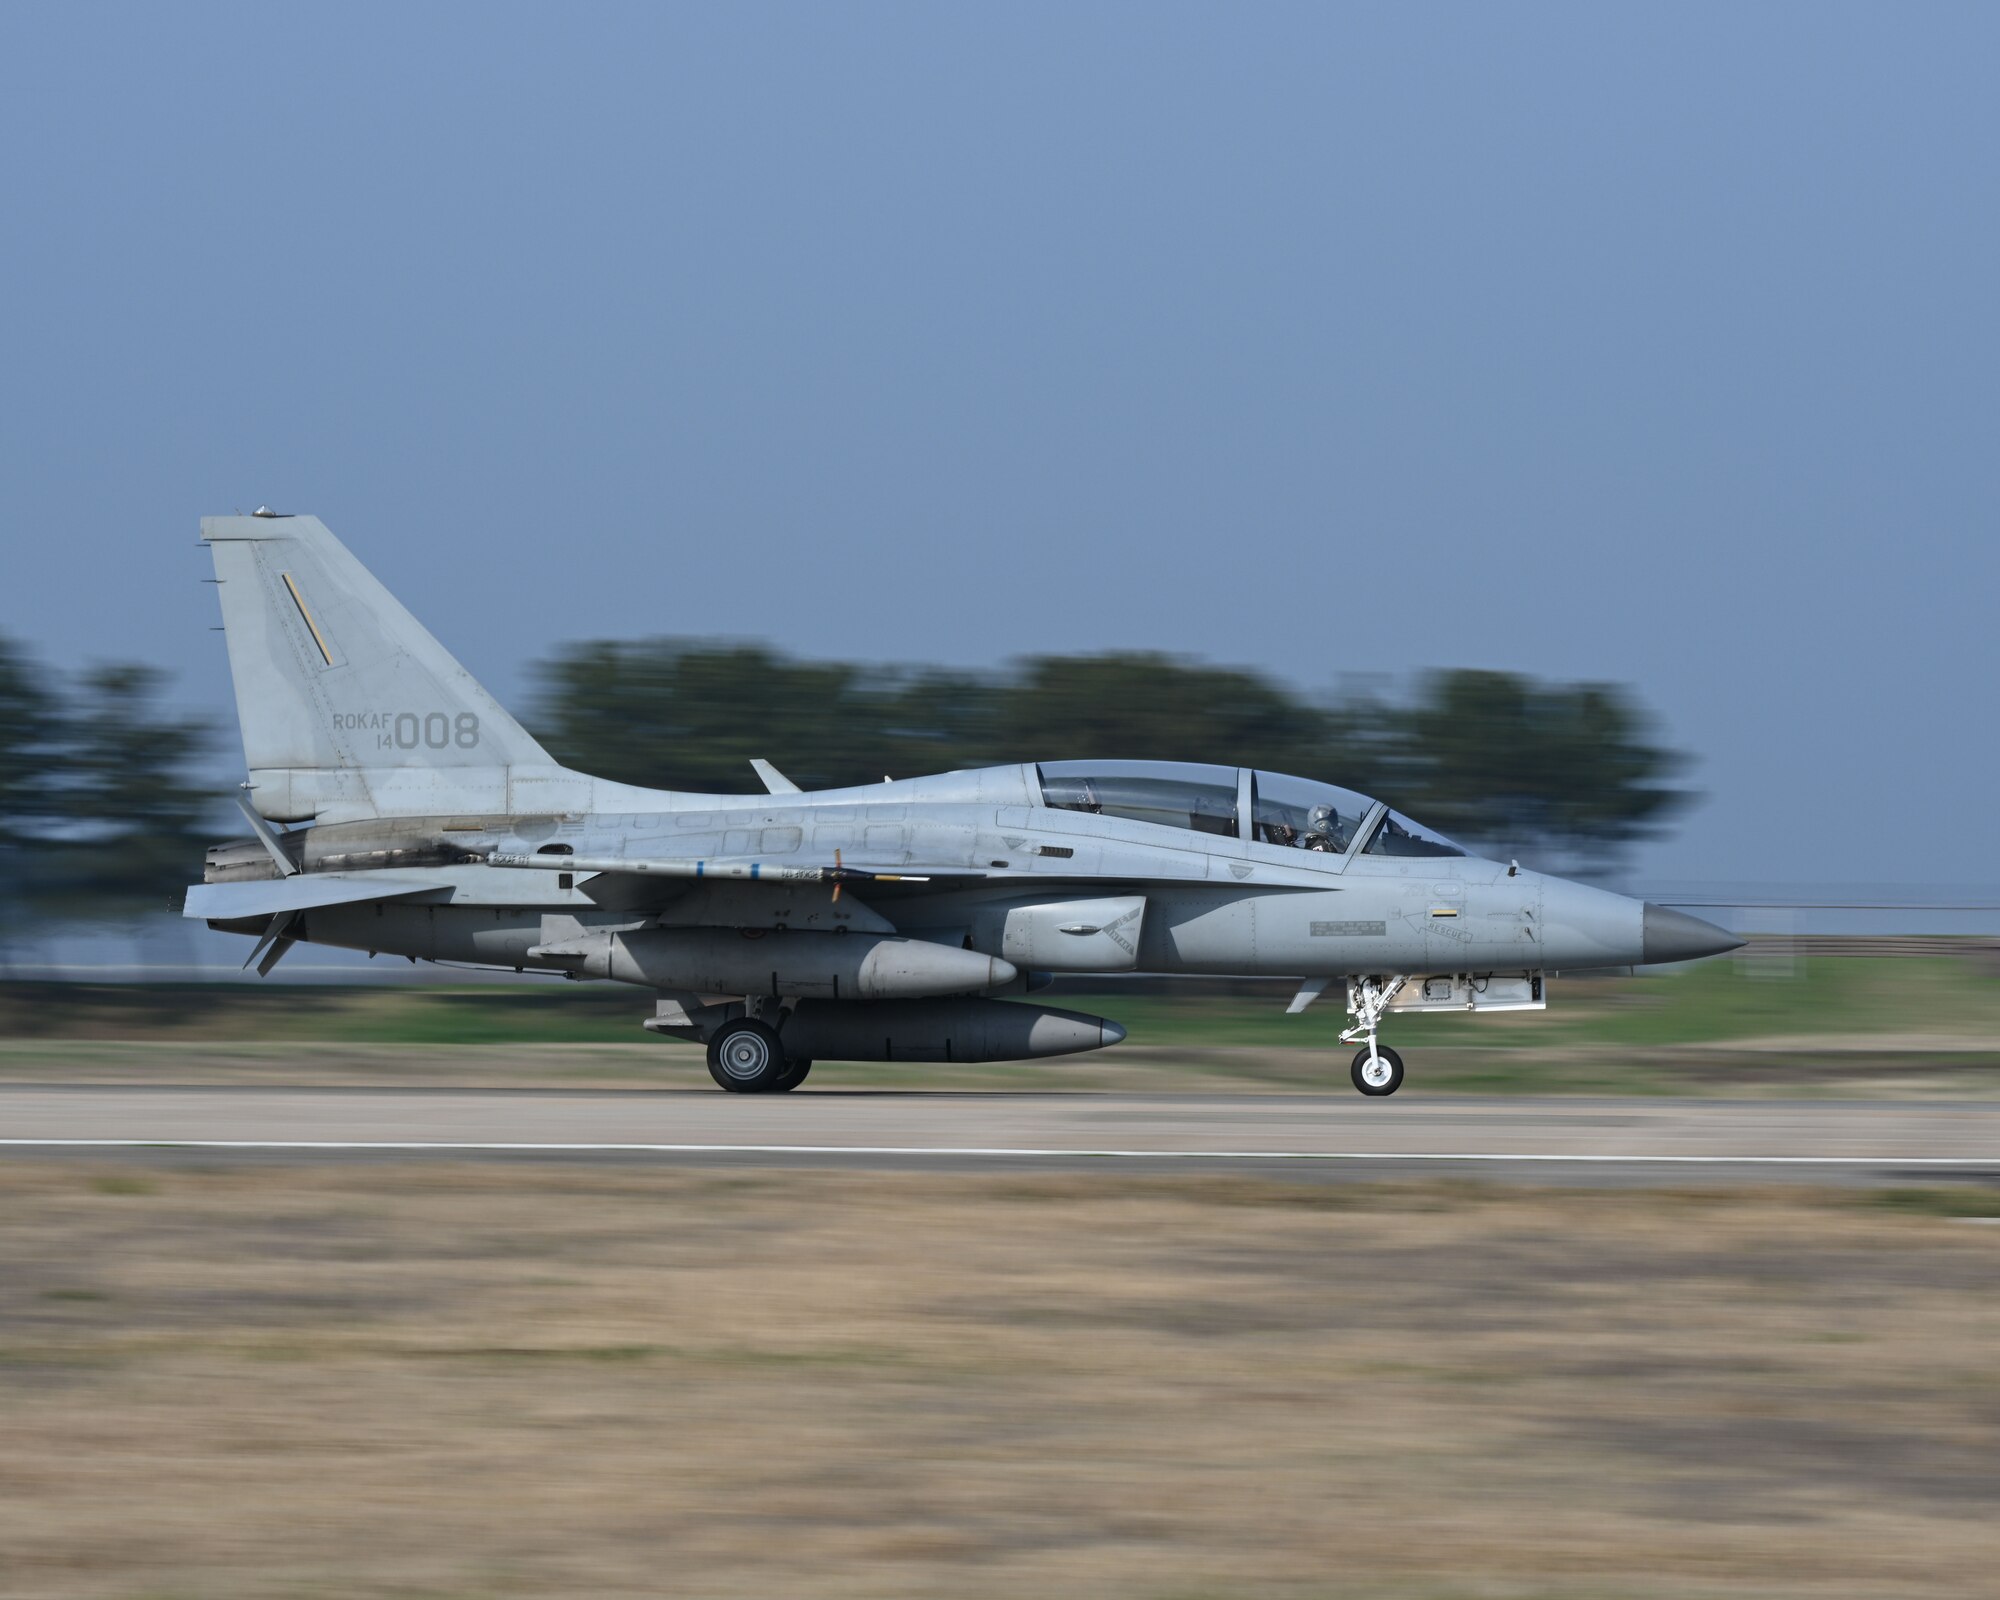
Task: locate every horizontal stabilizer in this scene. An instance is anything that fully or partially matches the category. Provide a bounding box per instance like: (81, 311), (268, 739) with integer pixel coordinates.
(183, 873), (450, 923)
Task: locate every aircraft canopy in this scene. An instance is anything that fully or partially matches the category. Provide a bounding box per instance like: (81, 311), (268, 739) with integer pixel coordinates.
(1035, 760), (1464, 857)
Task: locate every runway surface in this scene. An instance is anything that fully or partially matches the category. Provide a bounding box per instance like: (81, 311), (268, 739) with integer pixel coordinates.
(2, 1085), (1996, 1183)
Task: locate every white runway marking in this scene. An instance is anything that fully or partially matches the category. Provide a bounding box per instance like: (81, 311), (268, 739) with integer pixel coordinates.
(0, 1139), (1991, 1166)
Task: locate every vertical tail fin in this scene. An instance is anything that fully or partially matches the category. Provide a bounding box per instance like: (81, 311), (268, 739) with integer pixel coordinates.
(203, 512), (569, 821)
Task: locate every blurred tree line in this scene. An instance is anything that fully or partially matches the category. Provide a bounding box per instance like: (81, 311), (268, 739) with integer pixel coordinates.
(534, 642), (1690, 873)
(0, 638), (213, 942)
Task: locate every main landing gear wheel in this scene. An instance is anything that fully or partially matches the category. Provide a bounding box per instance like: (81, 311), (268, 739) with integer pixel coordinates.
(771, 1059), (812, 1093)
(1351, 1043), (1405, 1097)
(706, 1019), (790, 1093)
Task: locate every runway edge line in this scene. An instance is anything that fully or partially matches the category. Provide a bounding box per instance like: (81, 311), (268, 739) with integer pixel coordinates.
(0, 1139), (1993, 1165)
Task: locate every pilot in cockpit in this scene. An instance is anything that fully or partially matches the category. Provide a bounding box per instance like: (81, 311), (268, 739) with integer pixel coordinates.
(1301, 804), (1345, 852)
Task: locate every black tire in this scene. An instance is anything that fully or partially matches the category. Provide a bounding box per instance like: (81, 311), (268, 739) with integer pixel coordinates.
(706, 1019), (789, 1092)
(1350, 1043), (1405, 1097)
(770, 1059), (813, 1092)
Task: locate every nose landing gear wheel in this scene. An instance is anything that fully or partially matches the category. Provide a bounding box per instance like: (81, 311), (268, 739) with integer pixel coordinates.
(1351, 1043), (1404, 1097)
(706, 1019), (789, 1093)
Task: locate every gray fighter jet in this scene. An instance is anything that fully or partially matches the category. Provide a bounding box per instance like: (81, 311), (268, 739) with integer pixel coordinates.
(186, 513), (1740, 1095)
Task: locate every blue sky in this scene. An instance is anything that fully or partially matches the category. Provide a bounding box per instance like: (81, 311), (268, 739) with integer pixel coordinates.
(3, 3), (1996, 884)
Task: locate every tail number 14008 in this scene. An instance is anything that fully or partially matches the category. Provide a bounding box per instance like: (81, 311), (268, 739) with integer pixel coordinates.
(377, 712), (480, 751)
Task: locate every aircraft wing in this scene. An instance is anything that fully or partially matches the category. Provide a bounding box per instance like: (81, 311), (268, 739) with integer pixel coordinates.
(183, 872), (452, 922)
(486, 849), (985, 891)
(569, 857), (990, 919)
(519, 847), (1311, 912)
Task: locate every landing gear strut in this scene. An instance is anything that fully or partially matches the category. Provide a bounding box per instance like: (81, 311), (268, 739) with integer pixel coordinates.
(1339, 976), (1410, 1097)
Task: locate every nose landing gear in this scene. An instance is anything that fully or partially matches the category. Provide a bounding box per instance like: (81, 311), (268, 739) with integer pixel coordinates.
(1339, 975), (1410, 1097)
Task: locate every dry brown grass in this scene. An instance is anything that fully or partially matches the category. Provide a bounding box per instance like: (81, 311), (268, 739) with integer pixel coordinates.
(0, 1163), (1995, 1599)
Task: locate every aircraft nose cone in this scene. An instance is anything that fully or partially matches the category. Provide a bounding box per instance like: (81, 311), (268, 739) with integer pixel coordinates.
(1642, 903), (1744, 964)
(1101, 1018), (1128, 1047)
